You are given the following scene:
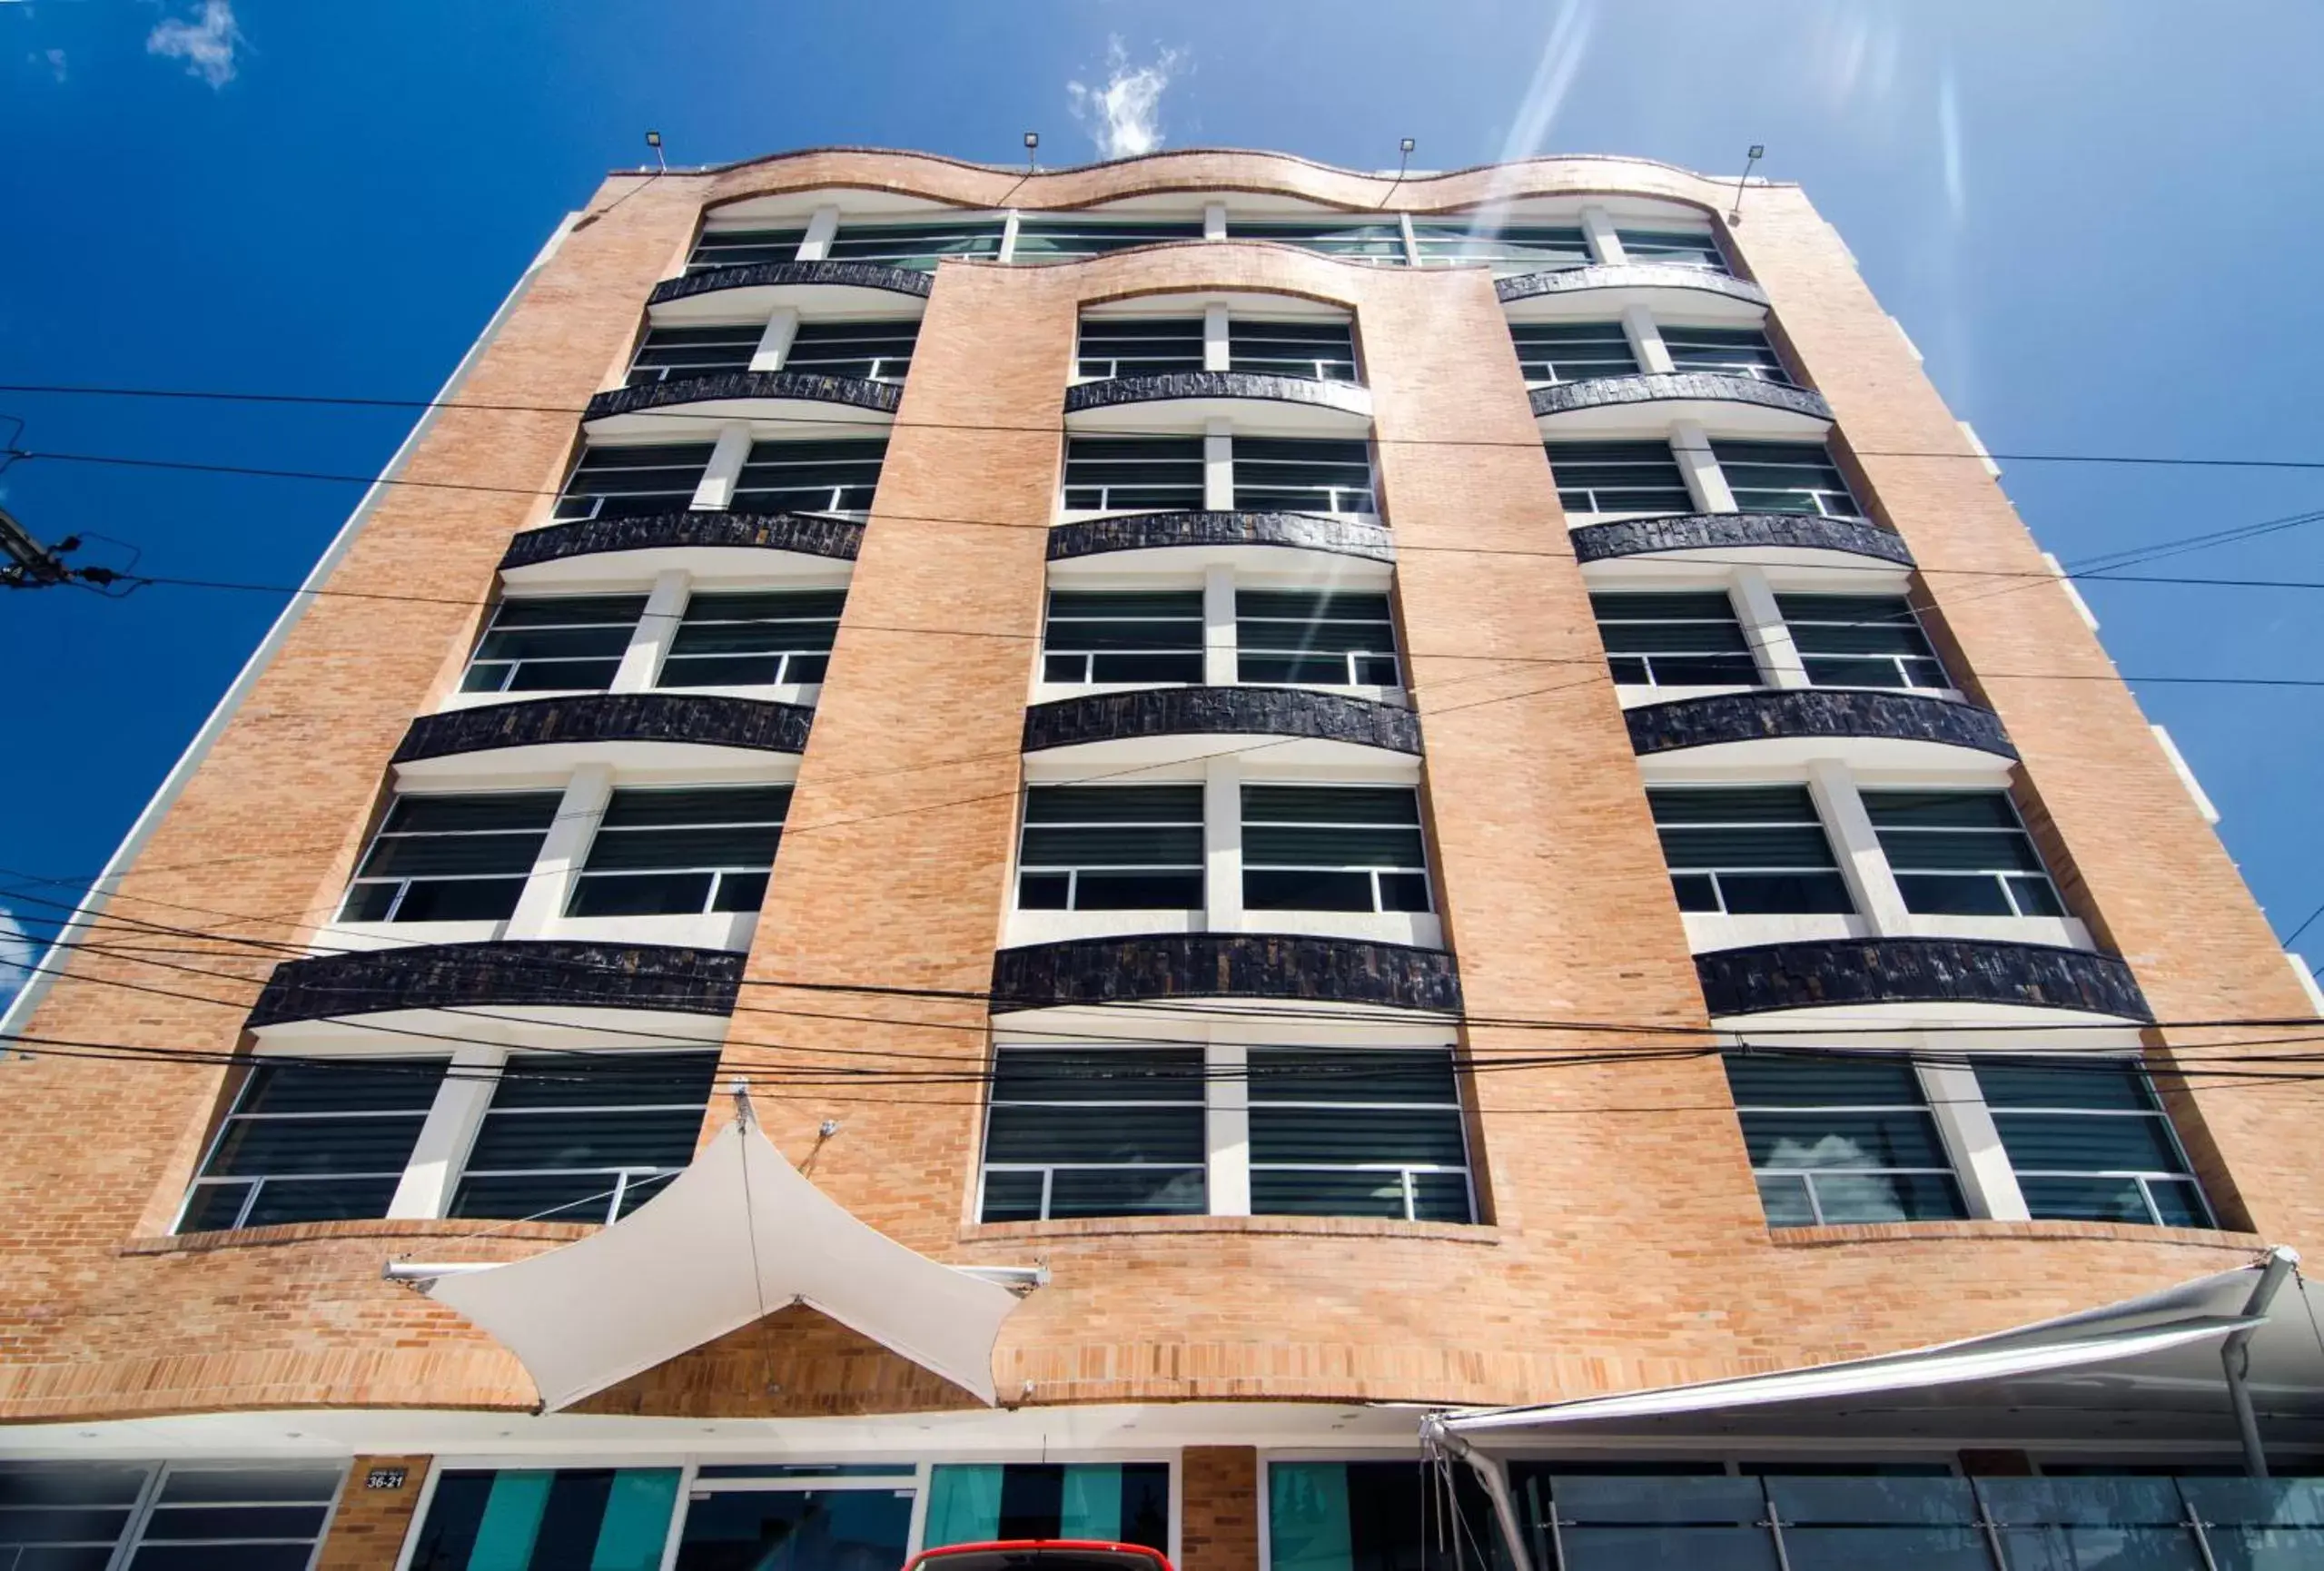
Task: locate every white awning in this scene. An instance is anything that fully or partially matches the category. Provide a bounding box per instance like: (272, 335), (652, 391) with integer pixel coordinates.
(1442, 1254), (2324, 1446)
(423, 1110), (1028, 1410)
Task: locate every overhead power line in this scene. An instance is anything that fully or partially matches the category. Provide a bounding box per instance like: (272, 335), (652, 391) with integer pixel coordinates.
(8, 877), (2322, 1055)
(5, 380), (2324, 470)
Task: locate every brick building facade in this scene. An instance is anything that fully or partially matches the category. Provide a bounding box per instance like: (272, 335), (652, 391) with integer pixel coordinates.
(1, 147), (2318, 1568)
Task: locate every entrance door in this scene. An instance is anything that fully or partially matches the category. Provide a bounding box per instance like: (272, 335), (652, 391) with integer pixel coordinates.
(673, 1485), (917, 1571)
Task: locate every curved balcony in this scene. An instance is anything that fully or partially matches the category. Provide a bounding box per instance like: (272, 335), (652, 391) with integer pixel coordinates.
(1498, 262), (1770, 323)
(1046, 509), (1395, 570)
(582, 370), (899, 440)
(1571, 511), (1913, 570)
(1530, 371), (1830, 438)
(247, 939), (742, 1046)
(1023, 687), (1419, 768)
(1063, 371), (1372, 437)
(1627, 688), (2012, 770)
(646, 259), (932, 324)
(990, 933), (1461, 1016)
(393, 693), (811, 781)
(499, 509), (862, 589)
(1695, 936), (2152, 1023)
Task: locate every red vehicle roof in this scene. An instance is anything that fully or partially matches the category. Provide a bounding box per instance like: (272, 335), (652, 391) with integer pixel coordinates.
(904, 1540), (1176, 1571)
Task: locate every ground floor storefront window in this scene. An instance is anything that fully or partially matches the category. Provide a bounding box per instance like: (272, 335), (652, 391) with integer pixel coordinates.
(399, 1458), (1171, 1571)
(1264, 1464), (2324, 1571)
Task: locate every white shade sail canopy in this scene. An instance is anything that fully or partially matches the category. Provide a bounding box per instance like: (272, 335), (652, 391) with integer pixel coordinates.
(425, 1108), (1027, 1410)
(1442, 1254), (2324, 1447)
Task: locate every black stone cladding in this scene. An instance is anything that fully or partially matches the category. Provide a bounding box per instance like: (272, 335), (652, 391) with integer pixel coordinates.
(247, 940), (744, 1027)
(499, 510), (864, 571)
(1024, 687), (1421, 755)
(991, 932), (1462, 1013)
(646, 259), (934, 308)
(1570, 512), (1913, 567)
(393, 694), (813, 763)
(1046, 510), (1394, 565)
(1495, 262), (1771, 310)
(1625, 689), (2015, 760)
(1694, 937), (2152, 1021)
(1530, 371), (1830, 423)
(585, 371), (900, 423)
(1063, 371), (1371, 420)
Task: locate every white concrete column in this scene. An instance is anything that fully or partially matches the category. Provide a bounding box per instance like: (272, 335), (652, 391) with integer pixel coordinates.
(1622, 303), (1675, 374)
(748, 308), (800, 373)
(796, 205), (840, 262)
(689, 422), (754, 510)
(1203, 419), (1235, 512)
(1807, 759), (1911, 934)
(1667, 419), (1735, 514)
(1727, 566), (1810, 690)
(1203, 754), (1243, 932)
(1203, 303), (1231, 373)
(1917, 1059), (2030, 1220)
(1202, 564), (1238, 687)
(1397, 212), (1420, 267)
(505, 764), (614, 939)
(1203, 202), (1228, 242)
(1579, 205), (1626, 265)
(387, 1043), (507, 1219)
(611, 568), (690, 693)
(998, 211), (1023, 264)
(1206, 1038), (1252, 1217)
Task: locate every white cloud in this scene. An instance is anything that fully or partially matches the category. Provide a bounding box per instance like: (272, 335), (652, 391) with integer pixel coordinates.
(146, 0), (242, 88)
(1066, 37), (1183, 160)
(37, 47), (64, 82)
(0, 905), (34, 1011)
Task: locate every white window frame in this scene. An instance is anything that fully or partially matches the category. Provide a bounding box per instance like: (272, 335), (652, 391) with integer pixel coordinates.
(320, 758), (799, 957)
(1057, 430), (1379, 524)
(978, 1033), (1474, 1226)
(1005, 756), (1438, 952)
(442, 565), (850, 714)
(1639, 760), (2089, 955)
(1031, 566), (1404, 706)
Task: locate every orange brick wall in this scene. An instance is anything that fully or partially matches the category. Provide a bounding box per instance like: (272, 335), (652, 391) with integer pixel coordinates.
(0, 150), (2309, 1429)
(315, 1456), (430, 1571)
(1182, 1447), (1261, 1571)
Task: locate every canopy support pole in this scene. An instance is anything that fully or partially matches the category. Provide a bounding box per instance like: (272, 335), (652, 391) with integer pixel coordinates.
(1420, 1414), (1533, 1571)
(2224, 1245), (2301, 1479)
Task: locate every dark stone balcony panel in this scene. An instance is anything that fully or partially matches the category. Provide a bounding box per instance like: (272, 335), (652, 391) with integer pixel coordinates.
(249, 940), (744, 1028)
(396, 694), (812, 765)
(647, 259), (933, 310)
(1497, 262), (1769, 311)
(1063, 371), (1371, 423)
(1695, 937), (2151, 1022)
(1047, 510), (1395, 565)
(1530, 371), (1831, 425)
(1571, 512), (1913, 568)
(991, 933), (1461, 1014)
(1024, 687), (1419, 756)
(499, 510), (864, 572)
(1627, 689), (2014, 762)
(584, 371), (899, 425)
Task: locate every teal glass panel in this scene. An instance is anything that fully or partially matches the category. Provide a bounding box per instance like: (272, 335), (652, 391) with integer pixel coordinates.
(1271, 1464), (1355, 1571)
(1061, 1465), (1124, 1542)
(590, 1469), (680, 1571)
(470, 1471), (552, 1571)
(925, 1465), (1004, 1549)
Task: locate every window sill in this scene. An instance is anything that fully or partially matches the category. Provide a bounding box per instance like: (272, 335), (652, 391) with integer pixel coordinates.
(961, 1214), (1498, 1245)
(1766, 1219), (2263, 1250)
(121, 1217), (599, 1257)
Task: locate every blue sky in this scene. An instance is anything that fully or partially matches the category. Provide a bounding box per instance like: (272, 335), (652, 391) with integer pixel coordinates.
(2, 0), (2320, 999)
